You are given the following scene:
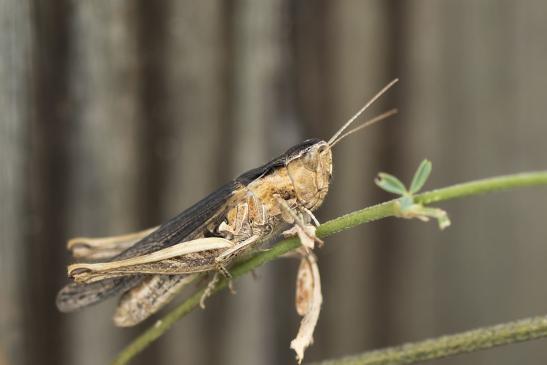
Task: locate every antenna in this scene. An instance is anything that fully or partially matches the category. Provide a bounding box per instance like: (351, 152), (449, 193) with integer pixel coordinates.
(328, 78), (398, 146)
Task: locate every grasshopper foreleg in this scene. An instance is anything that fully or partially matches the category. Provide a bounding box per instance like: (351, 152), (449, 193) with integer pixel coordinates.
(301, 206), (320, 227)
(274, 195), (323, 249)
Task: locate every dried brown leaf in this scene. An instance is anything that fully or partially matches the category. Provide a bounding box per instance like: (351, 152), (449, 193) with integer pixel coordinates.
(291, 253), (322, 364)
(295, 256), (313, 315)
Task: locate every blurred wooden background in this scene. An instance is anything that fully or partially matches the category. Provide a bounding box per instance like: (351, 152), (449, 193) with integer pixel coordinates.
(1, 1), (547, 364)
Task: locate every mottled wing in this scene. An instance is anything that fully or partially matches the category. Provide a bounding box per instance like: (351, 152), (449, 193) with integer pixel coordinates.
(112, 180), (243, 260)
(57, 180), (243, 312)
(56, 277), (142, 312)
(56, 140), (316, 313)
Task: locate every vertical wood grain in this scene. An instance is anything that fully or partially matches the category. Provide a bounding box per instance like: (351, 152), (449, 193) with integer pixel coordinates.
(314, 0), (393, 360)
(63, 2), (143, 365)
(0, 1), (32, 364)
(25, 1), (72, 364)
(1, 2), (547, 365)
(142, 1), (227, 364)
(220, 1), (287, 364)
(391, 2), (547, 365)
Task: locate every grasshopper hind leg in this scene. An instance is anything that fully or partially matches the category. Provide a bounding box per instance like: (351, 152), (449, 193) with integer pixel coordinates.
(114, 274), (197, 327)
(198, 234), (261, 307)
(200, 272), (221, 309)
(67, 227), (158, 260)
(199, 263), (237, 309)
(199, 236), (260, 309)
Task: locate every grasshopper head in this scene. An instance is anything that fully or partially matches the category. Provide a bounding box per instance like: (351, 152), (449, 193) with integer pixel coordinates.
(286, 139), (332, 211)
(286, 79), (399, 212)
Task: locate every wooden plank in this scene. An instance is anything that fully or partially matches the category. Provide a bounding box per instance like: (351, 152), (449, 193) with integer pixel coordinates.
(63, 3), (143, 365)
(217, 1), (286, 364)
(0, 1), (32, 363)
(391, 1), (547, 365)
(2, 2), (546, 364)
(148, 1), (227, 364)
(23, 1), (73, 364)
(317, 0), (393, 360)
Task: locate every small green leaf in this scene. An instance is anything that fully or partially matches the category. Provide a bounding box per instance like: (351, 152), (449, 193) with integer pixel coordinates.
(398, 195), (414, 211)
(409, 159), (432, 194)
(375, 173), (407, 195)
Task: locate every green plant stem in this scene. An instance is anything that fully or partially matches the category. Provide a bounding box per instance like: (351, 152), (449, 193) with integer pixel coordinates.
(111, 171), (547, 365)
(311, 315), (547, 365)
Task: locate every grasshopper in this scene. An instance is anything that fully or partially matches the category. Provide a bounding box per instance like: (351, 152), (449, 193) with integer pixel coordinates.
(56, 79), (398, 334)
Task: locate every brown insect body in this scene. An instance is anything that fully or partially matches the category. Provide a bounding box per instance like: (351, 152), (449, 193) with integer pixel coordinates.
(57, 80), (397, 329)
(115, 140), (332, 325)
(223, 139), (331, 240)
(58, 138), (334, 326)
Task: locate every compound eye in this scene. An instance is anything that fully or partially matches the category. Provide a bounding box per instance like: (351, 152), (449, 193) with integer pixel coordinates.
(302, 152), (318, 171)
